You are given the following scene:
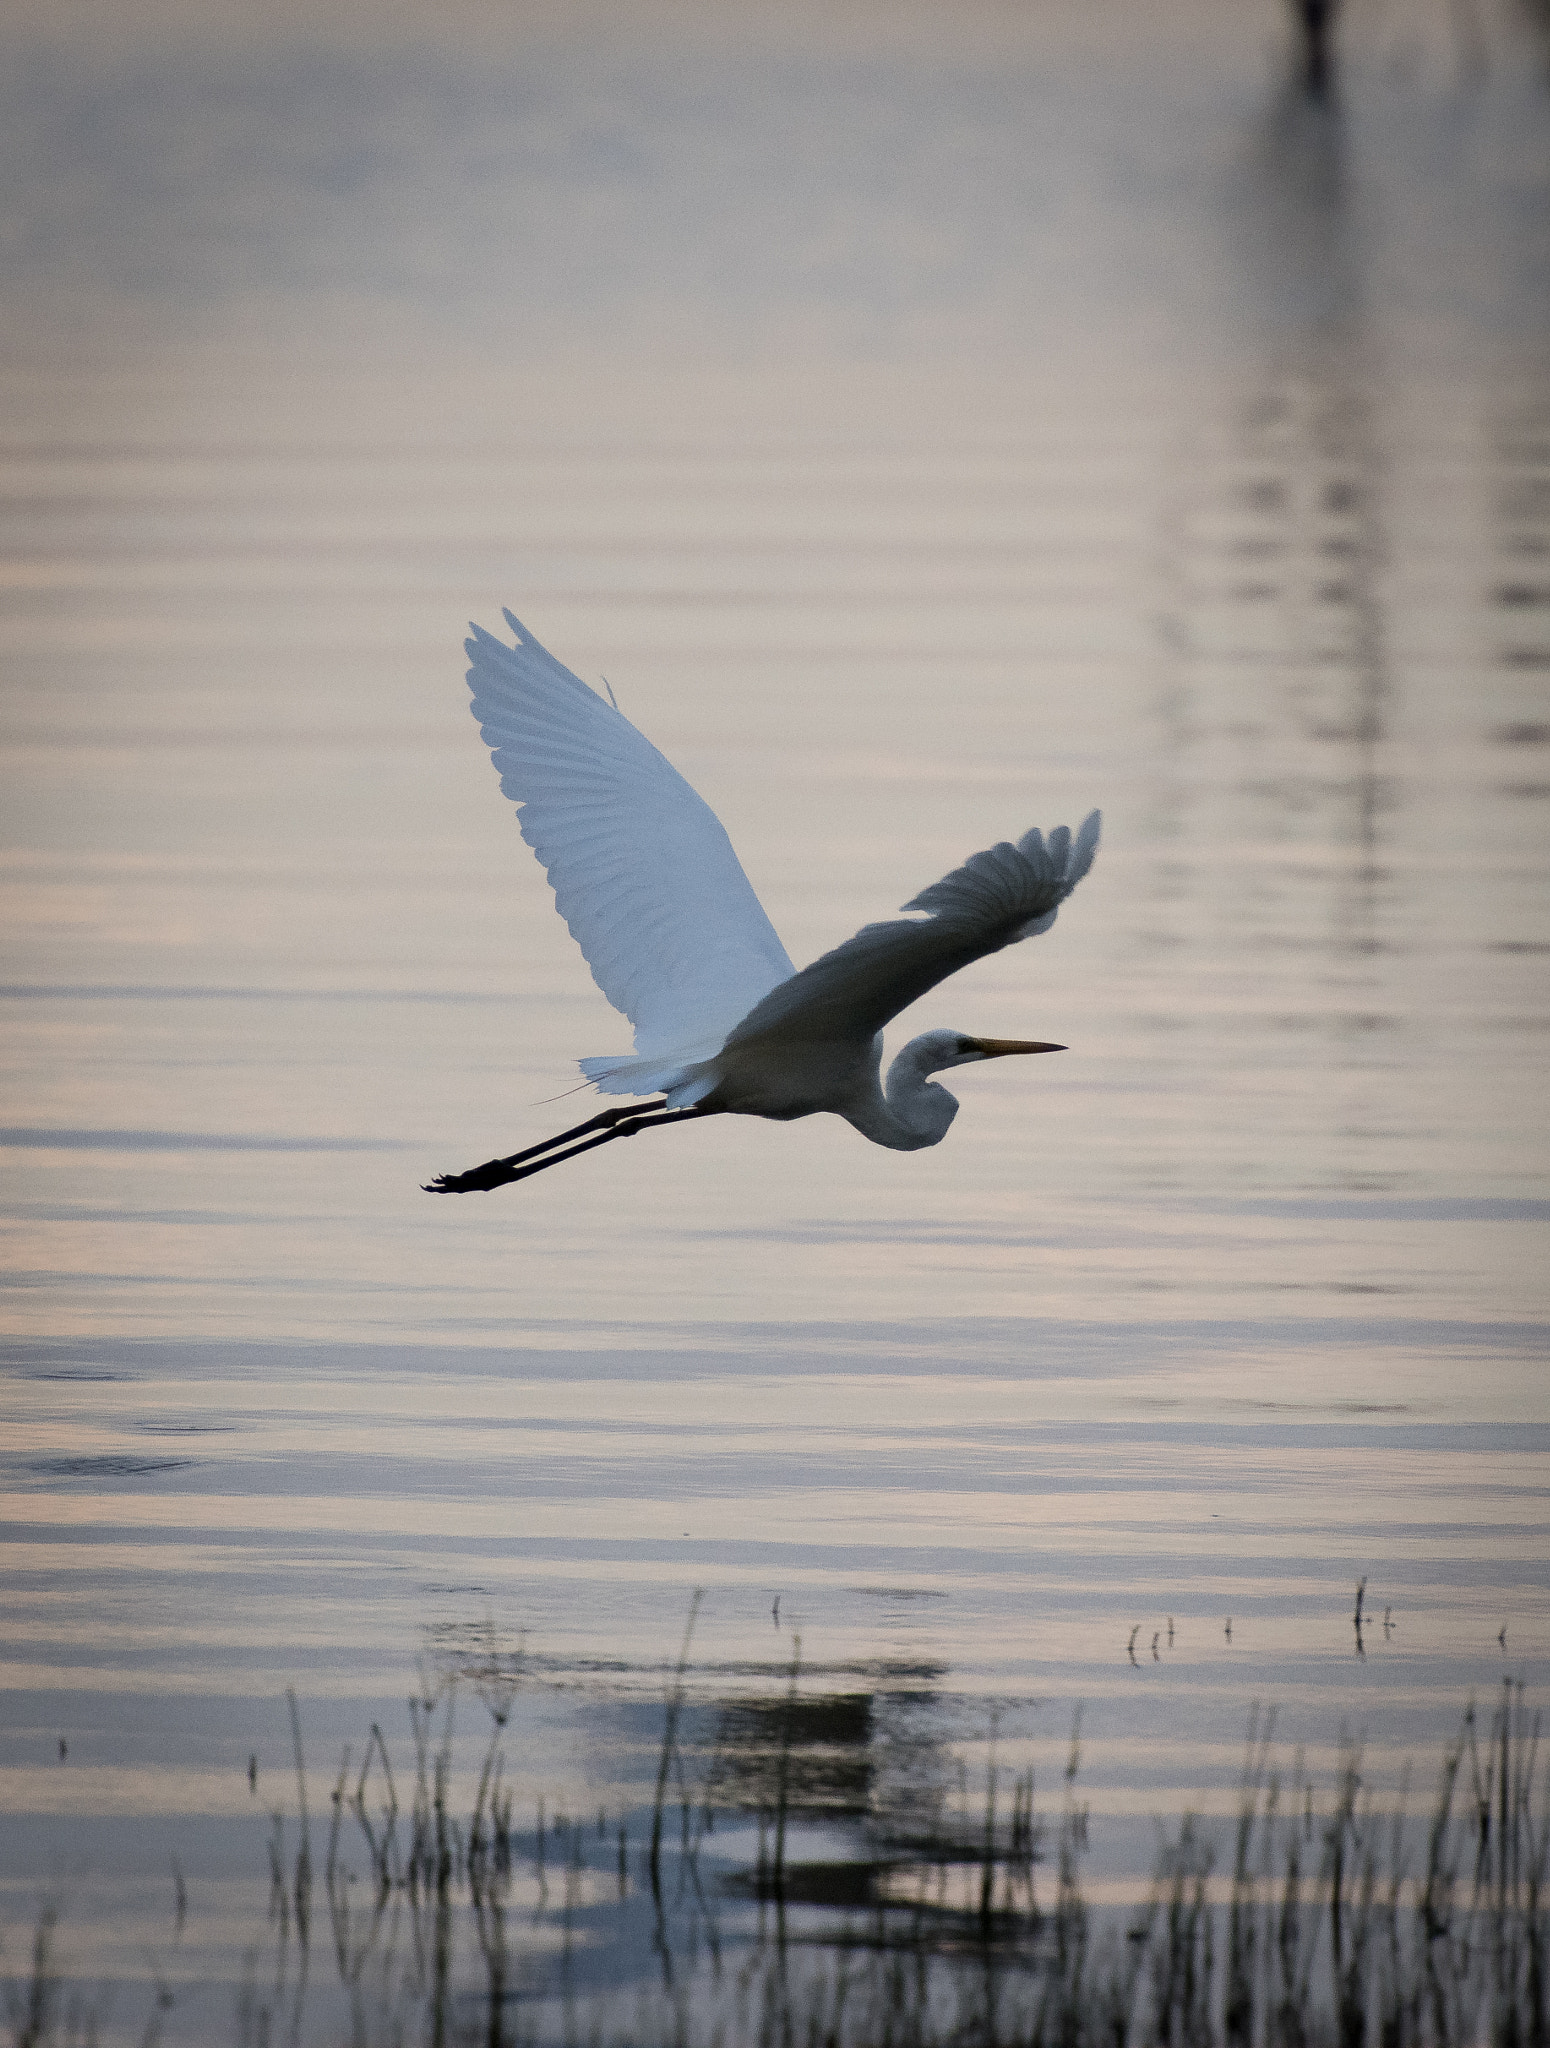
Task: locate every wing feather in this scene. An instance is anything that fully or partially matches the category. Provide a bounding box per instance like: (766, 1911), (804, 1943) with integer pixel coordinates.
(465, 613), (795, 1056)
(725, 810), (1100, 1048)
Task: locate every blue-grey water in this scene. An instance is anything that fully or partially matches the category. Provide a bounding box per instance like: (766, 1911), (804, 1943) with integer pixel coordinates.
(2, 0), (1548, 2037)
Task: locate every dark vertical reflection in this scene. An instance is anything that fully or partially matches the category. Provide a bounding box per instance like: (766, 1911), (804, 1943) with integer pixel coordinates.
(1489, 381), (1550, 706)
(1515, 0), (1550, 81)
(1154, 47), (1403, 1186)
(1289, 0), (1342, 100)
(1485, 371), (1550, 1023)
(1220, 61), (1388, 907)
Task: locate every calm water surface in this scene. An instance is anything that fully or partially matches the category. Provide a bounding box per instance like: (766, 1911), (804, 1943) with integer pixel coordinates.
(1, 0), (1547, 2035)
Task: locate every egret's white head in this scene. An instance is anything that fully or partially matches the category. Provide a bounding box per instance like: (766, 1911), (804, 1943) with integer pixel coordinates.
(874, 1027), (1066, 1149)
(912, 1027), (1066, 1073)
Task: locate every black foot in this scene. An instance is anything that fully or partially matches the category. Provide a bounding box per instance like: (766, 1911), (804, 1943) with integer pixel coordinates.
(423, 1162), (514, 1193)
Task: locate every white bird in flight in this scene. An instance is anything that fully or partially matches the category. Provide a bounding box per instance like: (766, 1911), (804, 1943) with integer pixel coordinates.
(426, 613), (1099, 1193)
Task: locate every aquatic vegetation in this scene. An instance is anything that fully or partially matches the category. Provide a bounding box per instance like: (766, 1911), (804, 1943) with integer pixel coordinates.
(5, 1669), (1546, 2046)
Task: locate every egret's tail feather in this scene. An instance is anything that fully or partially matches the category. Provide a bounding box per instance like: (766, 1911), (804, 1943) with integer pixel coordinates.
(579, 1052), (720, 1109)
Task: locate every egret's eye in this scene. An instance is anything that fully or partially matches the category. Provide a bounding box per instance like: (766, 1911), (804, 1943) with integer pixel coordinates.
(955, 1036), (976, 1055)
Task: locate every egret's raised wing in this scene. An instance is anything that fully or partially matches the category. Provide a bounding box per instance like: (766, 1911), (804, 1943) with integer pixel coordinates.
(724, 812), (1100, 1049)
(465, 613), (795, 1055)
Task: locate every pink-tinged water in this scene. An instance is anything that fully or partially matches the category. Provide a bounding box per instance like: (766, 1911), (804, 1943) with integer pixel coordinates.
(1, 0), (1547, 2036)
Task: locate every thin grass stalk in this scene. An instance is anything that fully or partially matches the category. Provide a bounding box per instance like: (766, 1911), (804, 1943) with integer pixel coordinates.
(1277, 1760), (1310, 2048)
(651, 1591), (704, 1892)
(980, 1711), (1000, 1931)
(352, 1721), (400, 1895)
(1226, 1705), (1274, 2045)
(1525, 1748), (1549, 2048)
(11, 1901), (60, 2048)
(1376, 1769), (1412, 2048)
(408, 1674), (441, 1892)
(773, 1633), (801, 1909)
(285, 1686), (312, 1951)
(325, 1746), (351, 1980)
(1053, 1711), (1088, 2045)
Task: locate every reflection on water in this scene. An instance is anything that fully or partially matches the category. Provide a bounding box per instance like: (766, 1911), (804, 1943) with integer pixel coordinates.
(1492, 385), (1550, 704)
(1, 0), (1548, 2039)
(9, 1629), (1546, 2044)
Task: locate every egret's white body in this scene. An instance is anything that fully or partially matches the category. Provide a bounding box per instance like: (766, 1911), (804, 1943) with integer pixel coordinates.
(428, 612), (1099, 1191)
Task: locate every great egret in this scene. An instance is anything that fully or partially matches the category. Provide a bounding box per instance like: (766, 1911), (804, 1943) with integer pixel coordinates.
(425, 613), (1099, 1193)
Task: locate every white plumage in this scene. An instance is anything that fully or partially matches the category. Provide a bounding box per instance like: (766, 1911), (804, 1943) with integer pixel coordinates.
(429, 612), (1099, 1192)
(467, 613), (795, 1081)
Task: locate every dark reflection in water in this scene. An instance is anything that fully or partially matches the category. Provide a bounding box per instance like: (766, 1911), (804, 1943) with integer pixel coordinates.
(712, 1688), (877, 1820)
(1492, 383), (1550, 708)
(75, 1646), (1532, 2046)
(279, 1638), (1052, 2043)
(1235, 64), (1358, 335)
(1209, 45), (1386, 826)
(24, 1453), (198, 1478)
(1135, 25), (1549, 1225)
(1292, 1), (1340, 101)
(1151, 46), (1416, 1200)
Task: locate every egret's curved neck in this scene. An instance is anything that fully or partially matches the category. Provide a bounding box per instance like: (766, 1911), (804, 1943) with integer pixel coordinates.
(845, 1035), (961, 1152)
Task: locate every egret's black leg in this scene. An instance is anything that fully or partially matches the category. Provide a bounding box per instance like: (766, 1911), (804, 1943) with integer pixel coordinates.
(424, 1103), (716, 1193)
(422, 1099), (668, 1192)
